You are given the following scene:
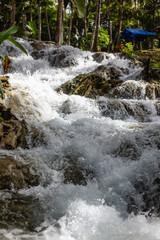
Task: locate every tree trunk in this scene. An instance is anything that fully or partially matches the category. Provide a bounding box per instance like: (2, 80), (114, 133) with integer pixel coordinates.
(84, 0), (88, 37)
(30, 0), (33, 22)
(116, 0), (124, 46)
(38, 2), (42, 41)
(91, 0), (101, 52)
(11, 0), (16, 27)
(22, 4), (25, 30)
(68, 6), (74, 45)
(105, 0), (112, 52)
(55, 0), (63, 45)
(151, 0), (156, 49)
(45, 6), (51, 41)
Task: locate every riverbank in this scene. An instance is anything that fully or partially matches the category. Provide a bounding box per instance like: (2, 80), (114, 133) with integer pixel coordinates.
(134, 48), (160, 82)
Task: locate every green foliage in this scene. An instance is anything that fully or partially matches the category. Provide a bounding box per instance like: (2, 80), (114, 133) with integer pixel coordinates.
(28, 21), (37, 35)
(0, 0), (159, 51)
(64, 0), (86, 18)
(0, 117), (4, 122)
(0, 26), (28, 99)
(122, 42), (135, 58)
(81, 32), (92, 50)
(0, 26), (18, 44)
(0, 26), (28, 55)
(71, 0), (86, 18)
(98, 28), (109, 49)
(0, 80), (4, 100)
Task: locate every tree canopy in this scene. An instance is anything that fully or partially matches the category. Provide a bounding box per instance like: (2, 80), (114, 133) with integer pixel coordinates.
(0, 0), (159, 51)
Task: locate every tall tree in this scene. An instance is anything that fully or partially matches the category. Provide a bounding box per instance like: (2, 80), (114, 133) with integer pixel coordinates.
(38, 0), (42, 40)
(30, 0), (33, 22)
(91, 0), (101, 52)
(56, 0), (86, 45)
(45, 5), (51, 41)
(68, 4), (74, 45)
(55, 0), (63, 45)
(11, 0), (16, 27)
(116, 0), (124, 45)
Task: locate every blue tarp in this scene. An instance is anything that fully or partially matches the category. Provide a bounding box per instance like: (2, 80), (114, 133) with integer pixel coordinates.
(121, 28), (157, 42)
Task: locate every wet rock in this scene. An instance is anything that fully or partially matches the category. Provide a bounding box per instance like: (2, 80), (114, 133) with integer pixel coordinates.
(107, 80), (160, 100)
(155, 84), (160, 98)
(30, 40), (46, 51)
(145, 83), (155, 99)
(108, 80), (145, 100)
(59, 100), (72, 115)
(31, 50), (45, 60)
(63, 166), (92, 186)
(127, 175), (160, 216)
(0, 104), (27, 149)
(0, 157), (39, 190)
(48, 48), (78, 67)
(92, 52), (109, 63)
(134, 49), (160, 81)
(5, 45), (20, 57)
(59, 65), (123, 99)
(0, 192), (44, 231)
(0, 76), (12, 97)
(61, 155), (93, 186)
(31, 47), (78, 67)
(98, 99), (152, 122)
(145, 83), (160, 99)
(155, 101), (160, 115)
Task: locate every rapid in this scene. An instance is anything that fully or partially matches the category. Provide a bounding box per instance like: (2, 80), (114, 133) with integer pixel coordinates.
(0, 39), (160, 240)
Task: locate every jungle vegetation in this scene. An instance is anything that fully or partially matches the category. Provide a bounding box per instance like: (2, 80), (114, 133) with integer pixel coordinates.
(0, 0), (159, 52)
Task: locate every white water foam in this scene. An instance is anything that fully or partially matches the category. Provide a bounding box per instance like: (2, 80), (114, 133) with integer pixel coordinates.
(0, 39), (160, 240)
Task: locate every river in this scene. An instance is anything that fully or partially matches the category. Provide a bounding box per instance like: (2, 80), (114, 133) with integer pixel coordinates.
(0, 39), (160, 240)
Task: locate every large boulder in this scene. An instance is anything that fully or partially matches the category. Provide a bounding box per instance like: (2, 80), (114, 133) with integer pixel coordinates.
(31, 43), (79, 68)
(98, 98), (154, 122)
(0, 104), (27, 149)
(92, 52), (109, 63)
(134, 49), (160, 81)
(48, 48), (78, 67)
(0, 192), (43, 230)
(59, 65), (123, 99)
(0, 76), (12, 96)
(0, 157), (39, 190)
(107, 80), (160, 100)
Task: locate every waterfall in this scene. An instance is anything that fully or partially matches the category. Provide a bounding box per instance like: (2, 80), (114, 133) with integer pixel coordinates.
(0, 39), (160, 240)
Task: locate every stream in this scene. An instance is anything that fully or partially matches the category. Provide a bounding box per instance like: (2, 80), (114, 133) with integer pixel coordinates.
(0, 39), (160, 240)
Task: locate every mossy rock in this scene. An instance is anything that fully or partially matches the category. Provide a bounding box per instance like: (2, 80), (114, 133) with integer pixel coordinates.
(59, 65), (123, 99)
(0, 104), (27, 149)
(134, 49), (160, 81)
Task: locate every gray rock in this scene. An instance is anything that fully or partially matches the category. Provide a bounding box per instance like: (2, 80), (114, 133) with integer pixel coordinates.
(0, 104), (27, 149)
(92, 52), (109, 63)
(0, 157), (39, 190)
(59, 65), (123, 99)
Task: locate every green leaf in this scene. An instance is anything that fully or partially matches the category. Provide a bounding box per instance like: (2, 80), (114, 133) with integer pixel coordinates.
(28, 21), (37, 35)
(0, 117), (4, 122)
(0, 80), (5, 100)
(8, 36), (28, 55)
(0, 55), (5, 61)
(71, 0), (86, 18)
(0, 26), (18, 44)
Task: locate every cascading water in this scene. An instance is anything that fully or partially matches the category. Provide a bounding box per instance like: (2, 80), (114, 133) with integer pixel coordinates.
(0, 39), (160, 240)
